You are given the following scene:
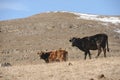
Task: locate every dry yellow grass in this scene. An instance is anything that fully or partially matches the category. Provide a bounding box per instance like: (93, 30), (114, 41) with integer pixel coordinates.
(1, 57), (120, 80)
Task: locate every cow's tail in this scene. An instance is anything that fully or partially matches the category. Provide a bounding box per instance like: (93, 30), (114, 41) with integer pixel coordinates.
(65, 52), (68, 61)
(106, 37), (109, 52)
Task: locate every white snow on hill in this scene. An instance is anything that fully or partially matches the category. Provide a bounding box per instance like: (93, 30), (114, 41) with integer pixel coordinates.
(67, 11), (120, 24)
(114, 29), (120, 33)
(78, 14), (120, 24)
(47, 11), (120, 24)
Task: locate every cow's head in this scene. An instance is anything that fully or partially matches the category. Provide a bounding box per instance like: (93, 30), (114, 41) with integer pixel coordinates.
(37, 51), (46, 59)
(69, 37), (78, 46)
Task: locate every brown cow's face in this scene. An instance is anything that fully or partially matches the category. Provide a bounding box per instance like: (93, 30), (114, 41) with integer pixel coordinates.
(37, 51), (50, 63)
(39, 52), (45, 59)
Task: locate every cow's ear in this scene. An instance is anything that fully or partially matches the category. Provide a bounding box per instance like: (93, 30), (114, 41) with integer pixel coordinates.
(59, 48), (62, 50)
(41, 51), (44, 53)
(37, 52), (40, 55)
(69, 37), (73, 42)
(42, 51), (46, 55)
(65, 48), (66, 50)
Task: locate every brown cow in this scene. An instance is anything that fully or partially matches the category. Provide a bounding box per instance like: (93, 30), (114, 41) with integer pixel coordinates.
(37, 49), (68, 63)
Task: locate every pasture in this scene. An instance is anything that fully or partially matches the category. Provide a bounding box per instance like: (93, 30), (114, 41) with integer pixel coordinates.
(0, 12), (120, 80)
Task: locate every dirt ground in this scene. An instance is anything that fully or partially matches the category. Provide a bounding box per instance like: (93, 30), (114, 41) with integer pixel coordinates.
(0, 12), (120, 80)
(1, 57), (120, 80)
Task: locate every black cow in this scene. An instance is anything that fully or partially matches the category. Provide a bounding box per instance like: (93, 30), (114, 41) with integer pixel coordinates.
(69, 33), (109, 60)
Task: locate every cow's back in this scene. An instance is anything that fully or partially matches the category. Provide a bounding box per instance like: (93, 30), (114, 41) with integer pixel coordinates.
(57, 49), (68, 61)
(91, 34), (108, 41)
(48, 51), (57, 62)
(48, 49), (68, 62)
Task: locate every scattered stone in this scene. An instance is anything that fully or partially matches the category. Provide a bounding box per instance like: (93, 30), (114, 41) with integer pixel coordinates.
(89, 78), (94, 80)
(68, 62), (73, 66)
(1, 62), (12, 67)
(98, 74), (105, 79)
(0, 75), (3, 78)
(49, 74), (53, 77)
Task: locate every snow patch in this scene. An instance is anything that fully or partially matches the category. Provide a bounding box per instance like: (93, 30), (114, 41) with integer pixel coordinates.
(77, 13), (120, 24)
(114, 29), (120, 33)
(46, 11), (120, 24)
(101, 23), (109, 26)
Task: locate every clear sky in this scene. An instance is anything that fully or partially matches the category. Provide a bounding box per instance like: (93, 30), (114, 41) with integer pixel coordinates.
(0, 0), (120, 21)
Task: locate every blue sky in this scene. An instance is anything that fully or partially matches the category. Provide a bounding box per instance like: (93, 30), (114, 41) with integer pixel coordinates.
(0, 0), (120, 21)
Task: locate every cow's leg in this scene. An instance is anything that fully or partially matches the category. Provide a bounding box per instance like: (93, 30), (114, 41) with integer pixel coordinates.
(96, 46), (102, 58)
(102, 47), (106, 57)
(88, 50), (91, 59)
(63, 54), (67, 61)
(102, 42), (107, 57)
(64, 53), (68, 61)
(48, 58), (53, 63)
(84, 52), (88, 60)
(45, 59), (49, 63)
(63, 53), (68, 61)
(58, 57), (63, 62)
(56, 59), (60, 62)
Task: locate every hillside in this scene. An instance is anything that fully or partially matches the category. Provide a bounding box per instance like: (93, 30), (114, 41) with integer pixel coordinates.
(0, 11), (120, 80)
